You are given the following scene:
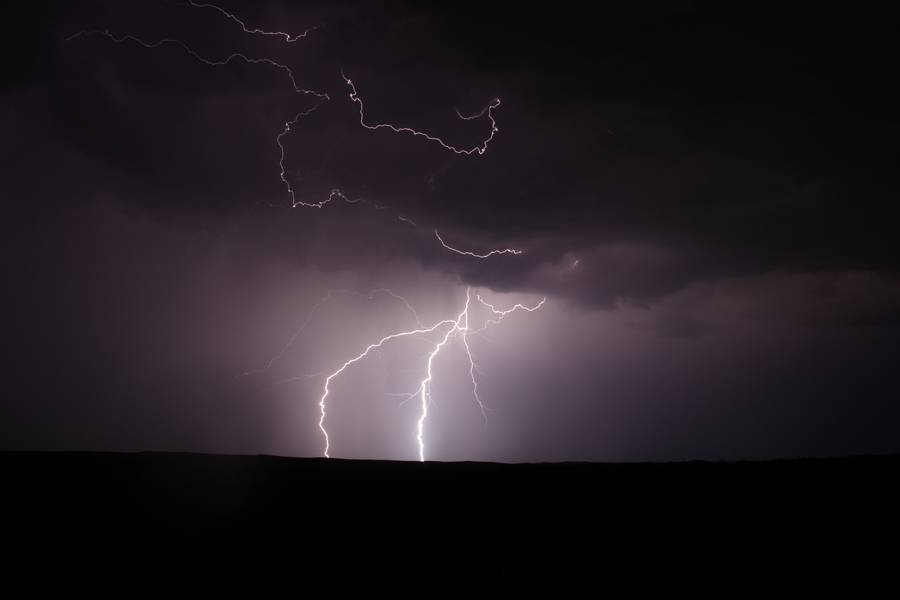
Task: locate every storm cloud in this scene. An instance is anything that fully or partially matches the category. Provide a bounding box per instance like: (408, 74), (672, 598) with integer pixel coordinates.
(3, 1), (899, 460)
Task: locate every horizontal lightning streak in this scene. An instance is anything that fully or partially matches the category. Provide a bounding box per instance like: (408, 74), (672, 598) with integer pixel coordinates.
(188, 0), (316, 43)
(342, 71), (500, 156)
(65, 30), (328, 99)
(434, 230), (523, 258)
(472, 294), (547, 333)
(263, 288), (425, 373)
(455, 101), (498, 120)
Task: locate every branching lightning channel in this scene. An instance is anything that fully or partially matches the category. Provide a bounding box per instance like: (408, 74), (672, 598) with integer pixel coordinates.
(434, 230), (523, 258)
(65, 28), (343, 209)
(455, 102), (497, 121)
(342, 70), (501, 156)
(65, 29), (395, 214)
(65, 29), (328, 99)
(188, 0), (316, 43)
(67, 9), (518, 256)
(257, 288), (426, 374)
(315, 287), (545, 461)
(318, 318), (457, 459)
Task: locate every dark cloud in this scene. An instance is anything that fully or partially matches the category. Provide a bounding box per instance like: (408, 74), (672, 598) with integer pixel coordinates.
(13, 3), (890, 304)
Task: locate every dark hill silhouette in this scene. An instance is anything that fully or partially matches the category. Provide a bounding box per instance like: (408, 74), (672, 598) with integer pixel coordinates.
(2, 451), (897, 581)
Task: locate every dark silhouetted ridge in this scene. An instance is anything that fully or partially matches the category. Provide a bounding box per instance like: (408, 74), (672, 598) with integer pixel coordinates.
(2, 451), (897, 580)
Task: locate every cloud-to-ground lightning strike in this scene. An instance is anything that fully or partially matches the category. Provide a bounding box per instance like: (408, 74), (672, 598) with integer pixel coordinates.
(67, 3), (547, 461)
(317, 314), (459, 459)
(316, 287), (545, 461)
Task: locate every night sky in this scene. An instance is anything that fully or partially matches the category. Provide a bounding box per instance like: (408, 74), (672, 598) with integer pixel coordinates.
(3, 1), (899, 462)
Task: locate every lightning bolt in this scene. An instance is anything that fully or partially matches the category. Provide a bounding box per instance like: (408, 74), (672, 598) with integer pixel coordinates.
(434, 230), (523, 258)
(64, 28), (348, 211)
(473, 293), (547, 331)
(67, 4), (549, 461)
(342, 71), (501, 156)
(187, 0), (316, 43)
(455, 102), (498, 121)
(239, 287), (427, 379)
(64, 29), (327, 99)
(316, 287), (545, 461)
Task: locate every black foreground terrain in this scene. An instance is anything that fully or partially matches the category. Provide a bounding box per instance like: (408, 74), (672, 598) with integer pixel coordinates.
(2, 451), (897, 583)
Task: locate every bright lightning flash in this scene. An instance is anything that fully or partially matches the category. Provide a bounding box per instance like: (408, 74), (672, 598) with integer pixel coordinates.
(316, 287), (545, 461)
